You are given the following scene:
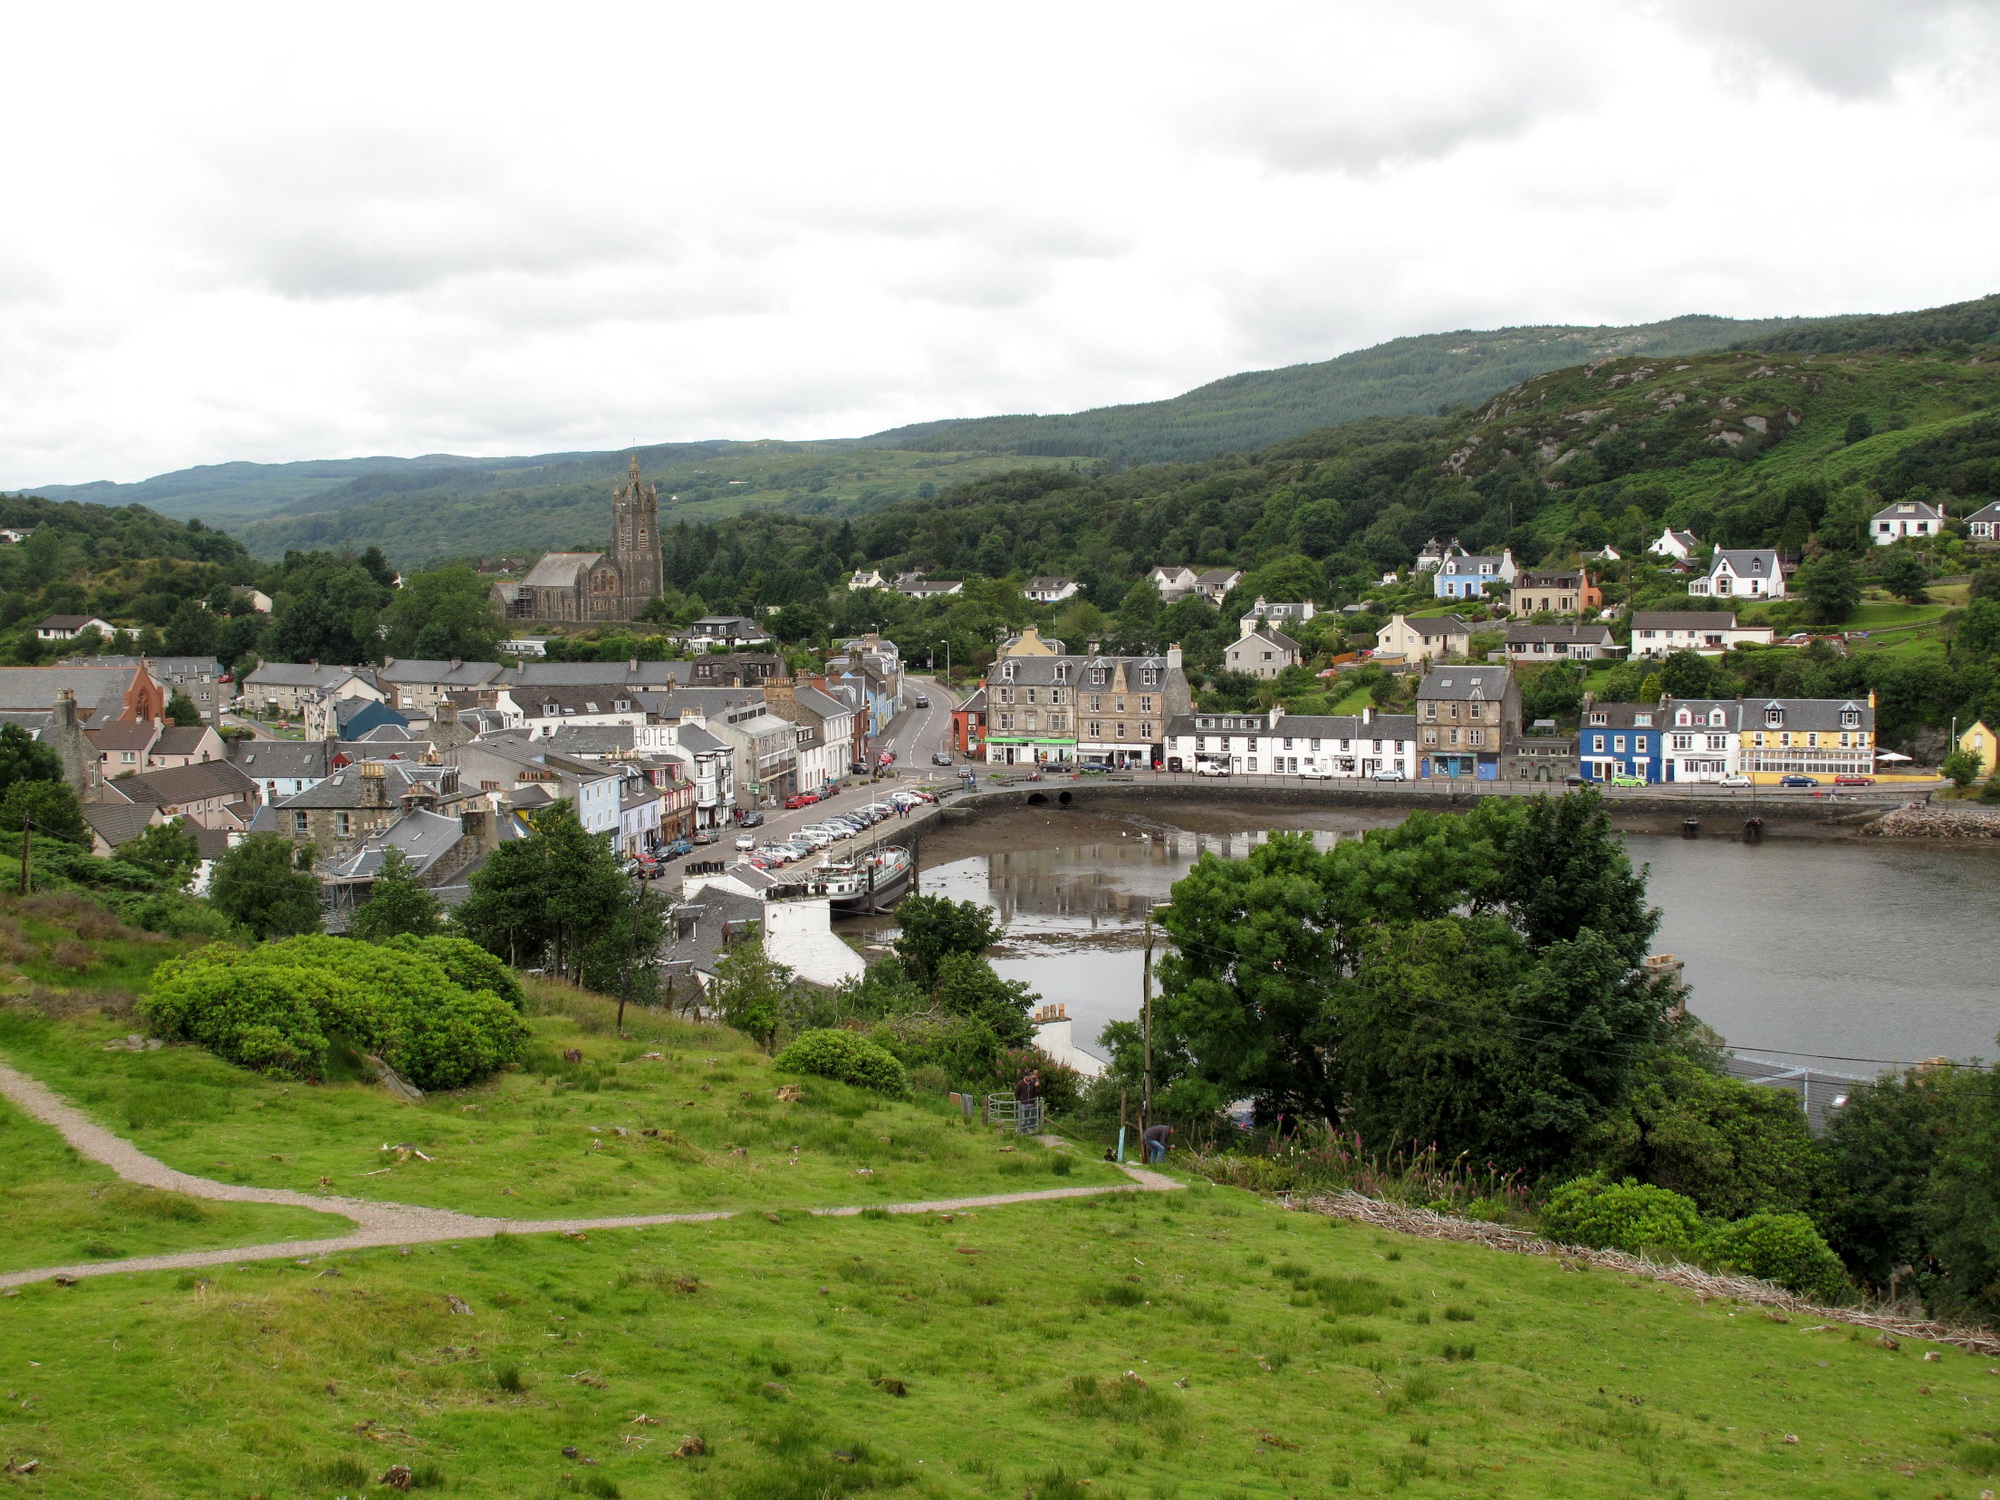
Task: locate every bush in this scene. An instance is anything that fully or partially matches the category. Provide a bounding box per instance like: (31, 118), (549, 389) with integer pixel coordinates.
(774, 1028), (906, 1094)
(1538, 1176), (1706, 1258)
(1706, 1212), (1850, 1302)
(382, 933), (526, 1010)
(143, 937), (529, 1089)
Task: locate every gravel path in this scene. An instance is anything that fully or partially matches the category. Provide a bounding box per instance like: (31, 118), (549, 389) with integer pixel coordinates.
(0, 1057), (1179, 1288)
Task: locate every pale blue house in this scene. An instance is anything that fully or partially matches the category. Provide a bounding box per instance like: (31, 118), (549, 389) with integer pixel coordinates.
(1433, 549), (1518, 600)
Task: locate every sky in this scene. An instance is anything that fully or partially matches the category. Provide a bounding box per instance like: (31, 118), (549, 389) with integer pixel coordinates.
(3, 0), (1998, 485)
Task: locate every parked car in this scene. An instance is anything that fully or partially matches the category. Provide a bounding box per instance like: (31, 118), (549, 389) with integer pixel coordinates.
(850, 760), (875, 777)
(739, 811), (765, 829)
(1298, 767), (1333, 780)
(1372, 768), (1407, 782)
(878, 750), (896, 765)
(1834, 774), (1876, 786)
(932, 751), (953, 766)
(734, 832), (758, 851)
(661, 839), (694, 859)
(625, 854), (663, 879)
(1609, 773), (1647, 788)
(757, 845), (795, 865)
(1718, 773), (1752, 787)
(1195, 761), (1231, 777)
(1779, 774), (1820, 788)
(784, 792), (819, 810)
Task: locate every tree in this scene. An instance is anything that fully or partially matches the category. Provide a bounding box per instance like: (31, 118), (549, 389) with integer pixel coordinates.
(1844, 412), (1875, 445)
(208, 833), (322, 939)
(0, 723), (62, 799)
(1820, 1064), (1974, 1291)
(770, 599), (824, 645)
(379, 566), (506, 661)
(266, 554), (392, 665)
(1794, 554), (1861, 626)
(1880, 552), (1930, 605)
(1941, 748), (1982, 787)
(347, 846), (443, 942)
(164, 692), (204, 727)
(931, 950), (1037, 1048)
(455, 800), (626, 978)
(0, 779), (90, 846)
(164, 599), (219, 656)
(1656, 649), (1720, 701)
(710, 932), (795, 1051)
(893, 895), (1003, 989)
(115, 817), (202, 888)
(1958, 598), (2000, 660)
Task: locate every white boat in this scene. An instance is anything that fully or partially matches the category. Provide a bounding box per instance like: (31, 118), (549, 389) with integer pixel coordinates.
(813, 844), (914, 914)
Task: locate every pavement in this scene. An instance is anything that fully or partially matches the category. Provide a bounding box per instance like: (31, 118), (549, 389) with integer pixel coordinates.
(0, 1053), (1179, 1288)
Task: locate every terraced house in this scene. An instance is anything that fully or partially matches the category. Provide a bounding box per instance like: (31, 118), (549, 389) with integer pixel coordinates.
(1415, 665), (1517, 781)
(982, 648), (1190, 767)
(1164, 705), (1415, 778)
(1738, 695), (1876, 780)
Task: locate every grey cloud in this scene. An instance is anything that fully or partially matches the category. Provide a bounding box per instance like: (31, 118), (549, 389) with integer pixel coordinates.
(1661, 0), (2000, 97)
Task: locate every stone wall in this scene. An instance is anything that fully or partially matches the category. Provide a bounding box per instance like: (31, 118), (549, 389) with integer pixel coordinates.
(1867, 804), (2000, 839)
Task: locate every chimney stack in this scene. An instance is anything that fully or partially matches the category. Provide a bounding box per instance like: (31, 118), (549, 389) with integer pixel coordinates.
(359, 760), (388, 808)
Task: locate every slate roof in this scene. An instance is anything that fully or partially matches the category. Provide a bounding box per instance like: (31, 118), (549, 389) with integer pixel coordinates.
(152, 726), (215, 757)
(1707, 548), (1781, 578)
(229, 741), (332, 781)
(1748, 697), (1876, 732)
(61, 655), (220, 678)
(543, 725), (641, 756)
(1397, 613), (1471, 639)
(103, 761), (255, 808)
(1504, 623), (1617, 646)
(243, 662), (356, 689)
(1965, 501), (2000, 525)
(1513, 570), (1586, 589)
(0, 666), (144, 716)
(1418, 666), (1511, 701)
(1231, 627), (1302, 655)
(661, 889), (768, 984)
(279, 761), (433, 809)
(515, 684), (643, 716)
(1871, 499), (1945, 522)
(1632, 611), (1741, 630)
(1025, 576), (1074, 591)
(507, 660), (684, 688)
(87, 722), (158, 753)
(82, 801), (156, 848)
(519, 552), (603, 588)
(38, 615), (110, 631)
(1581, 702), (1669, 729)
(376, 659), (505, 688)
(1168, 712), (1418, 741)
(671, 724), (729, 755)
(323, 809), (468, 880)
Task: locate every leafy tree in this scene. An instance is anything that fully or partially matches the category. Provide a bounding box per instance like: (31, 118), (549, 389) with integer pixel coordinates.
(1844, 412), (1875, 444)
(1498, 789), (1657, 965)
(208, 833), (322, 939)
(379, 566), (505, 661)
(771, 599), (824, 645)
(1941, 748), (1982, 787)
(1794, 554), (1861, 626)
(164, 599), (219, 656)
(455, 800), (626, 978)
(893, 894), (1002, 989)
(0, 723), (62, 798)
(1820, 1064), (1973, 1291)
(931, 950), (1037, 1048)
(265, 553), (392, 665)
(710, 932), (794, 1052)
(347, 846), (443, 941)
(164, 692), (203, 727)
(1656, 649), (1721, 701)
(0, 778), (90, 845)
(1958, 598), (2000, 660)
(115, 817), (202, 888)
(1913, 1067), (2000, 1320)
(1880, 552), (1930, 604)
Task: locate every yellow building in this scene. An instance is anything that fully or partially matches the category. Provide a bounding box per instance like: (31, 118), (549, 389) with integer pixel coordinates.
(1961, 721), (1999, 776)
(1738, 693), (1875, 780)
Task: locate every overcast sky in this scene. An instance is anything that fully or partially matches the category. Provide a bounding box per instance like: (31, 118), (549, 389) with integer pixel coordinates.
(4, 1), (1997, 485)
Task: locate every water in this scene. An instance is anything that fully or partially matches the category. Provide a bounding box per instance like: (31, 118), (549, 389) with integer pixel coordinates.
(877, 800), (2000, 1077)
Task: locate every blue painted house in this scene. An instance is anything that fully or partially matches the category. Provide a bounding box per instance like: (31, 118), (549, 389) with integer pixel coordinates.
(1579, 701), (1666, 783)
(1433, 549), (1518, 600)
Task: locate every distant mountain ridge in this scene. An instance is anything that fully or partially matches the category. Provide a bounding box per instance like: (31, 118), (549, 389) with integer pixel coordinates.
(12, 293), (1995, 561)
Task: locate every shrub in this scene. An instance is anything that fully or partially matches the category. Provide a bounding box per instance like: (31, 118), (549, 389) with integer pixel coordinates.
(1539, 1176), (1706, 1259)
(142, 937), (529, 1089)
(773, 1028), (906, 1094)
(1706, 1212), (1850, 1302)
(383, 932), (526, 1010)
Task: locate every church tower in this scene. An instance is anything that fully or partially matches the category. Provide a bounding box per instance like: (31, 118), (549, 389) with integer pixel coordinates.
(612, 453), (664, 619)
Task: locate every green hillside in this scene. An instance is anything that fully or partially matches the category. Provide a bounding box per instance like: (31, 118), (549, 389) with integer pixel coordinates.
(861, 312), (1816, 463)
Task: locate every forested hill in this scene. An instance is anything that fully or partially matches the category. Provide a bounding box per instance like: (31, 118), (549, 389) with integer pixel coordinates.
(861, 314), (1812, 464)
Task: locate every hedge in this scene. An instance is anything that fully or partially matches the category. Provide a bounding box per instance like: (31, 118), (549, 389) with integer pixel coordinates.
(774, 1028), (907, 1094)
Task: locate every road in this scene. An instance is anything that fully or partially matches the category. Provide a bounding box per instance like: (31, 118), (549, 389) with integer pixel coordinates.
(871, 675), (958, 770)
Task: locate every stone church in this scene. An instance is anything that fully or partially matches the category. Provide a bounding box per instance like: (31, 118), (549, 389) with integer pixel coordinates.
(491, 454), (665, 623)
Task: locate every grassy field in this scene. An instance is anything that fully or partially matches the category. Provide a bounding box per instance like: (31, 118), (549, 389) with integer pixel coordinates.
(2, 1178), (1994, 1498)
(0, 981), (1124, 1222)
(0, 1093), (349, 1272)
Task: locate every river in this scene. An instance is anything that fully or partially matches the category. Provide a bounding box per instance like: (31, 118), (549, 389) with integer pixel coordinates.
(860, 799), (2000, 1078)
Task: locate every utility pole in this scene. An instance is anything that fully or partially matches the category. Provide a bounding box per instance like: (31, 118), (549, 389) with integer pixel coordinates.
(16, 815), (30, 897)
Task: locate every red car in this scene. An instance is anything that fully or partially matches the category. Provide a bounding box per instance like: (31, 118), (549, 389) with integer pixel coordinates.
(1833, 774), (1876, 786)
(784, 791), (821, 810)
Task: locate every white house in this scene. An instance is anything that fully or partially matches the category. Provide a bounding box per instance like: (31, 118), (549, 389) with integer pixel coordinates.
(1374, 613), (1471, 666)
(1660, 699), (1744, 782)
(1966, 501), (2000, 541)
(1416, 538), (1465, 572)
(1163, 705), (1417, 778)
(34, 614), (117, 641)
(1688, 548), (1786, 600)
(1024, 576), (1080, 604)
(1648, 528), (1701, 562)
(1629, 611), (1776, 658)
(1223, 626), (1302, 680)
(1030, 1003), (1105, 1078)
(1871, 499), (1945, 545)
(1240, 597), (1316, 630)
(500, 683), (648, 739)
(847, 568), (888, 591)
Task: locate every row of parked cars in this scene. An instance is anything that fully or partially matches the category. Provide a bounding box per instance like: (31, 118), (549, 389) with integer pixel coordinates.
(735, 789), (938, 869)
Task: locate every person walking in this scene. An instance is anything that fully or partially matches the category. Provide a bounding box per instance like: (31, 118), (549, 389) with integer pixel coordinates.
(1141, 1122), (1175, 1164)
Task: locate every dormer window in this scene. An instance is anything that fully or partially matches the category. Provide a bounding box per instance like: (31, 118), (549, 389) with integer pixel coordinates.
(1002, 662), (1016, 682)
(1142, 668), (1159, 686)
(1676, 711), (1691, 725)
(1840, 709), (1861, 728)
(1709, 710), (1725, 726)
(1765, 707), (1784, 728)
(1055, 664), (1069, 683)
(615, 699), (631, 712)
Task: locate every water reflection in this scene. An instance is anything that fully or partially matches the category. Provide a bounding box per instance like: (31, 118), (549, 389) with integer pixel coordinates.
(850, 801), (2000, 1075)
